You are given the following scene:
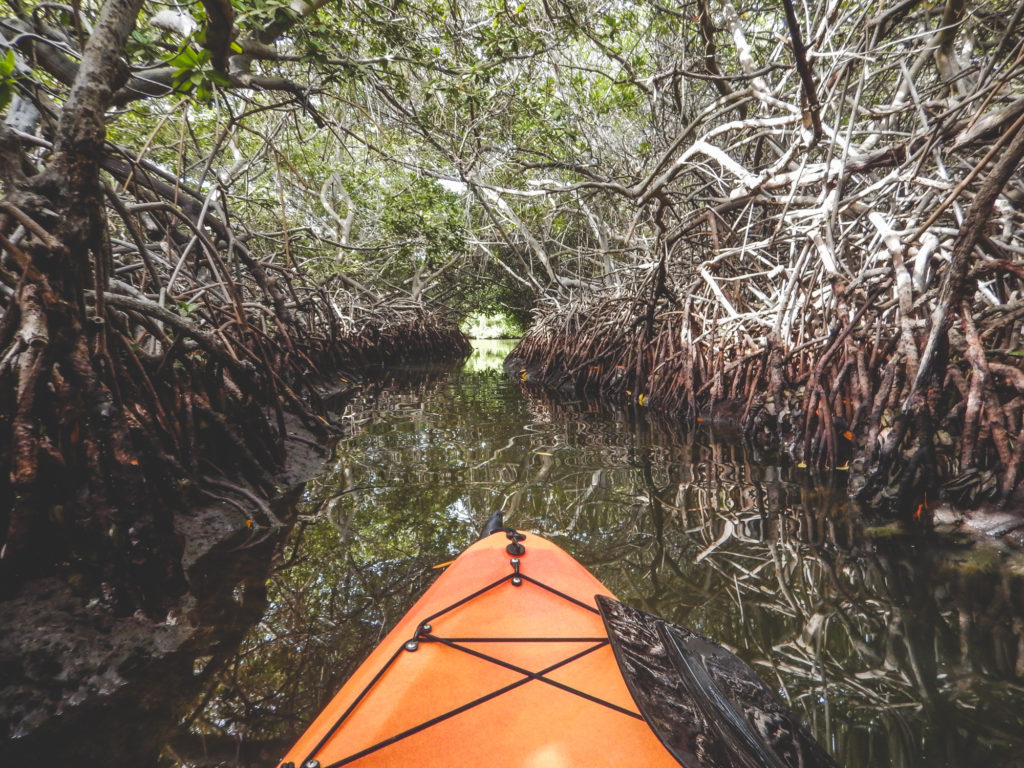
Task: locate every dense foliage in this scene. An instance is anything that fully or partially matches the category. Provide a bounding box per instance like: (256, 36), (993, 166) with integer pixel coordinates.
(2, 0), (1024, 593)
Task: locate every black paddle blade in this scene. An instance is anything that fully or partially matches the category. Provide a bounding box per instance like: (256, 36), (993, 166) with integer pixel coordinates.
(481, 511), (505, 537)
(596, 596), (839, 768)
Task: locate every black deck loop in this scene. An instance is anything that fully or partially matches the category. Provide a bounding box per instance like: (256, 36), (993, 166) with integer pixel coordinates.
(505, 527), (526, 555)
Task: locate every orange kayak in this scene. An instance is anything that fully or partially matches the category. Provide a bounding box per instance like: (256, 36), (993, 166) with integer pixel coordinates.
(279, 527), (837, 768)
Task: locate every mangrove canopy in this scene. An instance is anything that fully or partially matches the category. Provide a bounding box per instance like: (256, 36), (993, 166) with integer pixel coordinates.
(1, 0), (1024, 612)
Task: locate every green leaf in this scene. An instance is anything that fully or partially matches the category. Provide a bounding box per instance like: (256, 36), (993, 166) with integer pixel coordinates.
(0, 49), (15, 77)
(170, 46), (199, 70)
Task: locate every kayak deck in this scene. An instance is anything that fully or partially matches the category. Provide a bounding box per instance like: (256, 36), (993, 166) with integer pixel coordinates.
(281, 531), (680, 768)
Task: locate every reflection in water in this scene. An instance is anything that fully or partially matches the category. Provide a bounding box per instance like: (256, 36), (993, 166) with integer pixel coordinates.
(172, 341), (1024, 767)
(461, 338), (516, 373)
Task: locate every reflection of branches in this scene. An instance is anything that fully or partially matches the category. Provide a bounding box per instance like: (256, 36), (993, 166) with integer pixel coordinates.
(691, 507), (1024, 764)
(518, 388), (1024, 763)
(180, 368), (1023, 767)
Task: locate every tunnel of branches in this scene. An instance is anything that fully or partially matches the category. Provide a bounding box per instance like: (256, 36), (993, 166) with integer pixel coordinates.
(0, 0), (1023, 614)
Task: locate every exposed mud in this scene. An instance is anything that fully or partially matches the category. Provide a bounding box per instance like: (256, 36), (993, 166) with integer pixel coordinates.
(0, 413), (334, 766)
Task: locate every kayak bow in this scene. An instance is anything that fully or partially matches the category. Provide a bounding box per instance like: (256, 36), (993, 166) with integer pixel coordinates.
(279, 527), (837, 768)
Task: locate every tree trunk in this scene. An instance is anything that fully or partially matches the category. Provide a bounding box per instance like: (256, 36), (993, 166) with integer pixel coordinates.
(0, 0), (185, 612)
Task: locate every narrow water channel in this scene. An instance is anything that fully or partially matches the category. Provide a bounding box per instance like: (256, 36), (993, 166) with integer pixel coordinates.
(173, 340), (1024, 768)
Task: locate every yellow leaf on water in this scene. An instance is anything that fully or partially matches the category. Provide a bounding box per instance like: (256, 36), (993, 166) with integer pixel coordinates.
(797, 462), (807, 468)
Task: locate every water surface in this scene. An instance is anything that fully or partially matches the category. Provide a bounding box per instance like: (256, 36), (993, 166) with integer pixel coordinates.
(175, 340), (1024, 767)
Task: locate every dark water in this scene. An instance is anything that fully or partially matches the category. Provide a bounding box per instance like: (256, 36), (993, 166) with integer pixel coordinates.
(172, 340), (1024, 767)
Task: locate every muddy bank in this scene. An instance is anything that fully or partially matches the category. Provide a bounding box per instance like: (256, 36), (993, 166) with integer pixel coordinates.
(0, 318), (470, 766)
(0, 417), (330, 766)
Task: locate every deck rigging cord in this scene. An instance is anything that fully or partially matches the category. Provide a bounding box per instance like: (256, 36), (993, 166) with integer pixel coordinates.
(286, 529), (644, 768)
